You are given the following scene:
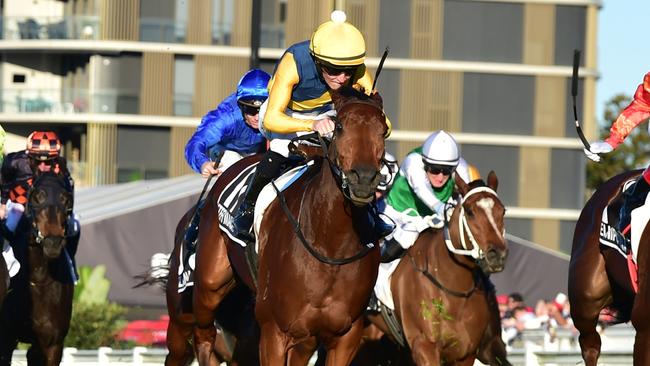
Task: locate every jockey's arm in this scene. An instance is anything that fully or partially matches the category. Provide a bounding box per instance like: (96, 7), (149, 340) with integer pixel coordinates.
(185, 110), (227, 174)
(401, 153), (446, 215)
(263, 54), (317, 134)
(604, 74), (650, 148)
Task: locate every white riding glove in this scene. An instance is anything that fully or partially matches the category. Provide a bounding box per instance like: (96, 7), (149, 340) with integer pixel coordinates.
(583, 141), (614, 163)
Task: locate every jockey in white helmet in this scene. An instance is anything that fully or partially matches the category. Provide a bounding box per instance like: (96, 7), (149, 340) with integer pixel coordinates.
(379, 130), (474, 262)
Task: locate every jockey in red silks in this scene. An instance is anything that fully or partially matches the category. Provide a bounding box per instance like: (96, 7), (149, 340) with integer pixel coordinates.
(584, 72), (650, 242)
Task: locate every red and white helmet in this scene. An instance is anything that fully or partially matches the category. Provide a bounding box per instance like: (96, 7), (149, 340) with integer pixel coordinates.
(26, 131), (61, 161)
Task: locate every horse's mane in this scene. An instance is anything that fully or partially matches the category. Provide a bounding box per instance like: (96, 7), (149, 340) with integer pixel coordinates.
(333, 85), (384, 111)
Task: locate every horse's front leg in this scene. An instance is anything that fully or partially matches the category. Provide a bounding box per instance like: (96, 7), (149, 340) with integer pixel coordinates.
(323, 317), (364, 366)
(410, 335), (441, 366)
(165, 315), (195, 366)
(193, 231), (235, 366)
(632, 245), (650, 365)
(259, 321), (289, 366)
(569, 247), (610, 366)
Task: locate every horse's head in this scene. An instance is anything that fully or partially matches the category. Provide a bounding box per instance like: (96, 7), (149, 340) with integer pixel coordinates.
(330, 87), (388, 206)
(450, 171), (508, 274)
(26, 172), (73, 259)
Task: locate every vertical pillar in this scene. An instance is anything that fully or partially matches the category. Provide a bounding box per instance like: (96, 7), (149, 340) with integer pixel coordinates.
(99, 0), (139, 41)
(86, 123), (117, 186)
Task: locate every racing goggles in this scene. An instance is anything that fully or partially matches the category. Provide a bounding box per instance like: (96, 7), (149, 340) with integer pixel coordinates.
(318, 62), (357, 77)
(424, 163), (455, 176)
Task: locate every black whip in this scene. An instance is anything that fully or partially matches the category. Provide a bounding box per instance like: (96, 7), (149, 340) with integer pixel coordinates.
(372, 47), (390, 91)
(572, 49), (591, 150)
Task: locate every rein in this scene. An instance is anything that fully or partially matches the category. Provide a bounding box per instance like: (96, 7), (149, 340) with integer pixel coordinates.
(272, 133), (376, 266)
(406, 185), (501, 298)
(443, 186), (499, 259)
(406, 250), (479, 298)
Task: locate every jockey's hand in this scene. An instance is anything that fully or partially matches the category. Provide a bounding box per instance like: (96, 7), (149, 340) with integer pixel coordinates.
(583, 141), (614, 163)
(201, 162), (221, 178)
(312, 118), (335, 136)
(0, 204), (5, 220)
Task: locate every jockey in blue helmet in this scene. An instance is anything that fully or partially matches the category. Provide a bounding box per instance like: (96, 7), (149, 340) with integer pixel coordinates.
(182, 69), (270, 247)
(185, 68), (271, 178)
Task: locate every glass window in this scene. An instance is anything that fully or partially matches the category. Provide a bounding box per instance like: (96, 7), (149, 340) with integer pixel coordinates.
(92, 55), (141, 114)
(462, 73), (535, 135)
(140, 0), (175, 42)
(460, 144), (520, 207)
(564, 77), (583, 138)
(554, 6), (586, 66)
(175, 0), (188, 42)
(212, 0), (234, 45)
(260, 0), (286, 48)
(560, 220), (576, 254)
(117, 126), (170, 182)
(379, 0), (411, 58)
(443, 0), (523, 63)
(174, 56), (194, 116)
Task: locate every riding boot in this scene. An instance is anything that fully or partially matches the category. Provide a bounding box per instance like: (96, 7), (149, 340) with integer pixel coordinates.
(183, 211), (201, 251)
(618, 177), (650, 243)
(232, 151), (287, 243)
(380, 238), (405, 263)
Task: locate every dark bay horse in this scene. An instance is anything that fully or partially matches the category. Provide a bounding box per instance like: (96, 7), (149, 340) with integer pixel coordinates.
(365, 173), (508, 366)
(254, 88), (388, 366)
(0, 172), (75, 365)
(569, 169), (650, 365)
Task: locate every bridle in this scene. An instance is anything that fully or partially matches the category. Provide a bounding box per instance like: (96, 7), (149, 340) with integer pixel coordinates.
(25, 174), (72, 246)
(443, 186), (503, 261)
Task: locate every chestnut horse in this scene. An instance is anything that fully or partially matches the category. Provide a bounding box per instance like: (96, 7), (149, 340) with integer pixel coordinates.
(254, 88), (388, 366)
(0, 172), (75, 365)
(569, 169), (650, 365)
(363, 173), (508, 366)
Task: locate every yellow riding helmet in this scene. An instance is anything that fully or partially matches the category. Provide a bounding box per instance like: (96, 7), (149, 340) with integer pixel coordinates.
(309, 10), (366, 67)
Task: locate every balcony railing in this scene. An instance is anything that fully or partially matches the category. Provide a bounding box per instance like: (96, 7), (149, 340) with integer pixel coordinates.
(0, 89), (191, 116)
(1, 16), (100, 40)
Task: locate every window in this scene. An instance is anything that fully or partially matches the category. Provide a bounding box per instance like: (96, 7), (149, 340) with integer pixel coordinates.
(554, 6), (586, 66)
(212, 0), (234, 45)
(460, 144), (520, 207)
(140, 0), (176, 42)
(174, 56), (194, 116)
(462, 73), (534, 135)
(443, 0), (523, 63)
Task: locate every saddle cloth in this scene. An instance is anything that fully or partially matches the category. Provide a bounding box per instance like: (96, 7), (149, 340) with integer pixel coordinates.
(177, 161), (313, 293)
(599, 178), (650, 264)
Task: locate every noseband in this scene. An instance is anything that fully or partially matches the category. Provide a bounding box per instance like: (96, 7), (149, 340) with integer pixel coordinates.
(443, 186), (503, 261)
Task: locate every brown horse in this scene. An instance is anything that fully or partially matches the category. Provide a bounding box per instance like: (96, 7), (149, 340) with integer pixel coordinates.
(254, 88), (388, 366)
(160, 154), (262, 366)
(0, 172), (75, 365)
(362, 173), (508, 366)
(569, 169), (650, 365)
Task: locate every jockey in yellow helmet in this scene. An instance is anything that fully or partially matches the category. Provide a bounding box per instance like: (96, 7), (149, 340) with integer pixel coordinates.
(232, 10), (392, 243)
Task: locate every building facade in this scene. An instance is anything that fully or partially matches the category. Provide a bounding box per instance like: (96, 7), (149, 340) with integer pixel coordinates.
(0, 0), (600, 253)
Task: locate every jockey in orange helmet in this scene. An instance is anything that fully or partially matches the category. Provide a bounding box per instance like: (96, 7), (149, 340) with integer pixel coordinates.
(0, 131), (78, 279)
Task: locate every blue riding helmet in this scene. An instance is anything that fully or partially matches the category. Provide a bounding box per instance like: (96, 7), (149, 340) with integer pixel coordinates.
(236, 68), (271, 107)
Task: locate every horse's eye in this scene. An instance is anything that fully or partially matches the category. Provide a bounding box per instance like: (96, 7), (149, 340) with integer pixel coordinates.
(32, 190), (47, 205)
(466, 208), (474, 217)
(59, 192), (70, 207)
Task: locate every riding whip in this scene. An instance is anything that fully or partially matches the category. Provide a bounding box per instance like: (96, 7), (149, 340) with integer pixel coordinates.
(571, 49), (591, 151)
(187, 151), (224, 230)
(372, 47), (390, 91)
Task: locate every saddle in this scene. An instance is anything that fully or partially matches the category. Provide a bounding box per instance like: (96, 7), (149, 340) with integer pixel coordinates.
(176, 160), (315, 294)
(599, 178), (650, 293)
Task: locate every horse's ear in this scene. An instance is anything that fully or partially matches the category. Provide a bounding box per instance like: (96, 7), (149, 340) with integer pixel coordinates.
(487, 170), (498, 192)
(370, 91), (383, 109)
(455, 174), (469, 195)
(330, 89), (345, 111)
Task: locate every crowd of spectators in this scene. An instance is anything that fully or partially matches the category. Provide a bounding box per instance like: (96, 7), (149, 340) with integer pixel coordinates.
(498, 292), (576, 347)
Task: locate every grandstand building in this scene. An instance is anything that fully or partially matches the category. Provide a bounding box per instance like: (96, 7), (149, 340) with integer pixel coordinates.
(0, 0), (600, 254)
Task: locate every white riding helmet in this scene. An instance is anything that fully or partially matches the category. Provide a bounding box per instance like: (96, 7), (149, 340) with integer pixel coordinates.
(378, 152), (398, 192)
(421, 130), (460, 166)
